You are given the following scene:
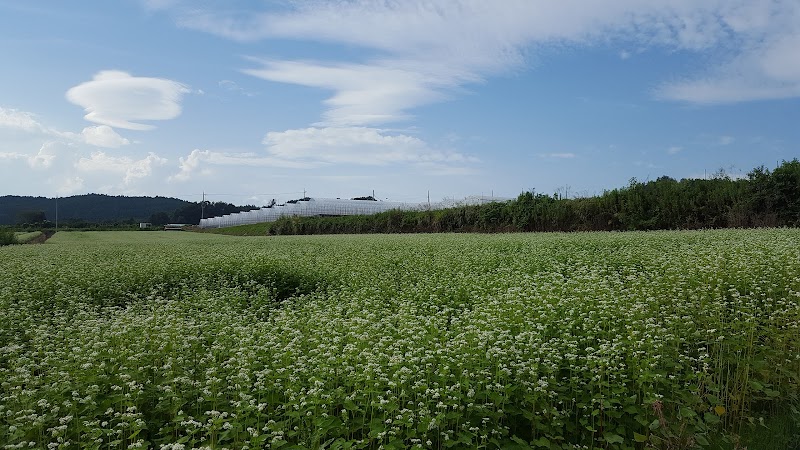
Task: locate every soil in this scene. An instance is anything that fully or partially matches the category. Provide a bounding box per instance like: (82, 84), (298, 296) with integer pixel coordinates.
(28, 230), (56, 244)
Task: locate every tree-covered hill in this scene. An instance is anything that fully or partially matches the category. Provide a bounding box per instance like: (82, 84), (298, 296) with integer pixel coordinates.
(0, 194), (192, 225)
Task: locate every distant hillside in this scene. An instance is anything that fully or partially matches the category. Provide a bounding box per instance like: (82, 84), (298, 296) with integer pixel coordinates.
(0, 194), (191, 225)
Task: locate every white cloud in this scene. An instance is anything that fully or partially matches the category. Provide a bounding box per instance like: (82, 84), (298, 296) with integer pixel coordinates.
(57, 176), (85, 196)
(76, 151), (167, 184)
(0, 141), (60, 168)
(0, 151), (25, 161)
(169, 148), (307, 182)
(170, 127), (478, 181)
(153, 0), (800, 117)
(81, 125), (131, 148)
(66, 70), (190, 130)
(263, 127), (476, 165)
(218, 79), (258, 97)
(655, 3), (800, 103)
(0, 107), (41, 132)
(1, 106), (134, 151)
(28, 142), (59, 168)
(718, 136), (735, 146)
(170, 149), (205, 182)
(539, 152), (576, 159)
(244, 59), (456, 126)
(667, 146), (682, 155)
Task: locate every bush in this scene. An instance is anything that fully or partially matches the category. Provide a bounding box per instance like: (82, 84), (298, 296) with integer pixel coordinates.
(0, 230), (17, 246)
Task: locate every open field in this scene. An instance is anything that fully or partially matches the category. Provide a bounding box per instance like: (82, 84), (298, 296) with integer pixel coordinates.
(1, 230), (798, 449)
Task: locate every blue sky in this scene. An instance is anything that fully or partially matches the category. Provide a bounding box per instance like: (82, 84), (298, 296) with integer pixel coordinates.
(1, 0), (798, 206)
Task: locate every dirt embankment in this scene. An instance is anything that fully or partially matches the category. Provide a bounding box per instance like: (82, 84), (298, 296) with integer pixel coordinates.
(28, 230), (56, 244)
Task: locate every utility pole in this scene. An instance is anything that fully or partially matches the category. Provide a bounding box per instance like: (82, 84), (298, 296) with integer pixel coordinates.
(55, 195), (58, 230)
(201, 191), (205, 222)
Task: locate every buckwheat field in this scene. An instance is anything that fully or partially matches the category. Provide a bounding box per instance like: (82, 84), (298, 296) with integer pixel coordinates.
(1, 230), (798, 449)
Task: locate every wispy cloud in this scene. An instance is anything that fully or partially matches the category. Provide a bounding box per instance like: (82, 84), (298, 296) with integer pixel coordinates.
(66, 70), (189, 130)
(1, 106), (131, 149)
(538, 152), (576, 159)
(169, 149), (313, 182)
(718, 136), (735, 146)
(218, 80), (258, 97)
(170, 126), (478, 181)
(667, 146), (682, 155)
(263, 127), (477, 166)
(152, 0), (800, 124)
(655, 2), (800, 103)
(243, 59), (452, 126)
(0, 142), (58, 169)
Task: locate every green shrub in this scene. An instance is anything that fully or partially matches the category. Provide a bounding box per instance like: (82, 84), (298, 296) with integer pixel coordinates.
(0, 230), (17, 246)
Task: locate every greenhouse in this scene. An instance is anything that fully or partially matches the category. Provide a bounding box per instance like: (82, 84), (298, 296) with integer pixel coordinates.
(198, 196), (509, 228)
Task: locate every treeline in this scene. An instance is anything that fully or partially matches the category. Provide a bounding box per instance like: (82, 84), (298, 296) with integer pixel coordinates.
(0, 194), (256, 228)
(263, 160), (800, 235)
(0, 194), (190, 226)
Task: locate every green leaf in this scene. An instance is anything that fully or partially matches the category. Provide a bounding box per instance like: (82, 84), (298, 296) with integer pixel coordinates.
(531, 436), (550, 448)
(649, 419), (661, 430)
(634, 432), (647, 442)
(603, 432), (624, 444)
(680, 406), (696, 418)
(704, 412), (721, 424)
(623, 405), (639, 414)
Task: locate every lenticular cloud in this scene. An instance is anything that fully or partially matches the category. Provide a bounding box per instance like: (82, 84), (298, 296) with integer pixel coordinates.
(66, 70), (189, 131)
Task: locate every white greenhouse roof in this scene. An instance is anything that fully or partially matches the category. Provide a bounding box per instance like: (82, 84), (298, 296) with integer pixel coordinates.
(199, 196), (511, 229)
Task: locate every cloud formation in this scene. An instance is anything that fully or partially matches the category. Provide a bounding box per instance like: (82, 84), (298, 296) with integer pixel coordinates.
(539, 153), (577, 159)
(66, 70), (189, 130)
(0, 144), (57, 169)
(0, 107), (42, 132)
(170, 126), (477, 181)
(263, 127), (476, 165)
(76, 151), (167, 184)
(81, 126), (131, 148)
(156, 0), (800, 119)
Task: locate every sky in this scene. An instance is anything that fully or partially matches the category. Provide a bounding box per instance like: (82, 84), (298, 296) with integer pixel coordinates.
(1, 0), (798, 206)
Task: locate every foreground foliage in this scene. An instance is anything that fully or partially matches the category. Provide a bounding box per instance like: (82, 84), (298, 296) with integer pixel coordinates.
(1, 230), (798, 449)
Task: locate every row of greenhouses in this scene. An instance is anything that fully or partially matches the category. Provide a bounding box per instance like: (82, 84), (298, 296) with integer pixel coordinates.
(199, 196), (509, 228)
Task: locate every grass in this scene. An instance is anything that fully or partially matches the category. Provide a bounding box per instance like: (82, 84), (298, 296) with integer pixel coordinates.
(0, 229), (798, 449)
(14, 230), (43, 243)
(202, 222), (272, 235)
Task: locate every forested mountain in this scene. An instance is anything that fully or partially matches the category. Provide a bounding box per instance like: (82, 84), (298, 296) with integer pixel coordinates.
(0, 194), (257, 227)
(0, 194), (193, 225)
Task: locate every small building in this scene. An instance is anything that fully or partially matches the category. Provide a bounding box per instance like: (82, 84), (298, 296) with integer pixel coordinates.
(139, 222), (152, 229)
(163, 223), (187, 231)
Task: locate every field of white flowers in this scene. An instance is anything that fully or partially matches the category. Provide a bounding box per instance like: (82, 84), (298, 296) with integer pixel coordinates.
(0, 230), (798, 450)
